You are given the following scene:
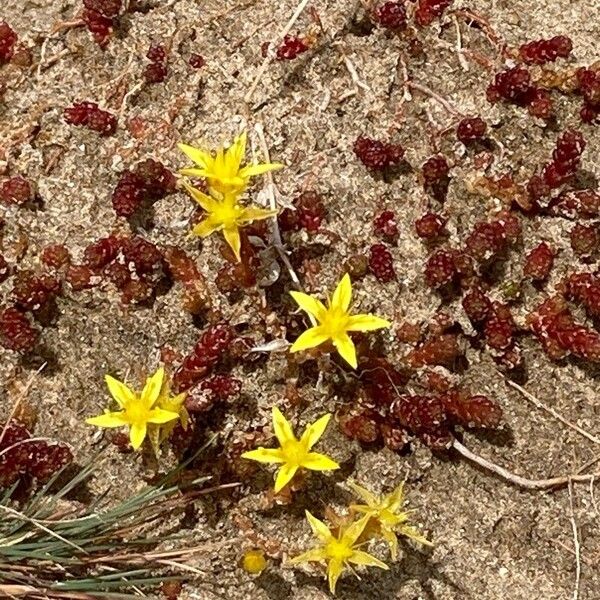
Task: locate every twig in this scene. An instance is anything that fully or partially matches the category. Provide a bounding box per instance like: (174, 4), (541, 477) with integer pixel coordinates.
(253, 122), (302, 289)
(398, 54), (412, 102)
(340, 53), (370, 93)
(591, 476), (598, 516)
(568, 481), (581, 600)
(36, 19), (84, 77)
(450, 8), (505, 54)
(505, 378), (600, 446)
(244, 0), (311, 104)
(453, 439), (600, 490)
(407, 81), (465, 118)
(119, 82), (144, 119)
(452, 16), (469, 71)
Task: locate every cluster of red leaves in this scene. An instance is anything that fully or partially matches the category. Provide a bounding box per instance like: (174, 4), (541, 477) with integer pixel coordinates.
(421, 155), (450, 202)
(0, 420), (72, 489)
(66, 235), (174, 305)
(487, 66), (553, 119)
(0, 263), (63, 353)
(111, 158), (176, 218)
(424, 210), (521, 290)
(165, 324), (244, 454)
(518, 36), (573, 65)
(278, 191), (327, 233)
(339, 356), (501, 451)
(64, 101), (117, 136)
(353, 136), (405, 171)
(414, 0), (454, 27)
(0, 176), (35, 206)
(144, 44), (169, 83)
(574, 64), (600, 124)
(276, 35), (309, 60)
(528, 295), (600, 362)
(82, 0), (122, 48)
(0, 20), (17, 64)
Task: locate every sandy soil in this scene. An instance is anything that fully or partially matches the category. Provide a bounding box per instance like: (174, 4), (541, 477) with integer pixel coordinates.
(1, 0), (599, 598)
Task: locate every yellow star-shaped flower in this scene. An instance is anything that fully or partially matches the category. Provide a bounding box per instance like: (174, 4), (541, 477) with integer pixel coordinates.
(178, 131), (283, 197)
(241, 406), (339, 493)
(182, 181), (277, 261)
(290, 511), (388, 594)
(86, 367), (179, 451)
(348, 481), (432, 560)
(289, 273), (391, 369)
(147, 380), (189, 455)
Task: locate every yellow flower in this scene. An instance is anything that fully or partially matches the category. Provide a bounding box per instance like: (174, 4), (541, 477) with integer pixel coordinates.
(289, 273), (391, 369)
(290, 511), (388, 594)
(241, 406), (339, 493)
(348, 480), (432, 560)
(86, 367), (179, 451)
(242, 549), (268, 574)
(182, 181), (277, 261)
(147, 380), (189, 455)
(178, 131), (283, 197)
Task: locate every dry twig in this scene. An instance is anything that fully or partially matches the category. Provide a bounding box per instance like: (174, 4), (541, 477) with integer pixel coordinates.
(244, 0), (312, 105)
(253, 122), (302, 289)
(453, 439), (600, 490)
(568, 481), (581, 600)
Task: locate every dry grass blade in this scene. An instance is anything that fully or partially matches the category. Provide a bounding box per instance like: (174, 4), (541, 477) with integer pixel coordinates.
(0, 437), (238, 595)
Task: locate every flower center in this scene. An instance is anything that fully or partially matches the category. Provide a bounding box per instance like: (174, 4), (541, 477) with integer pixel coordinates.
(125, 399), (151, 426)
(321, 306), (350, 338)
(325, 538), (354, 562)
(281, 439), (309, 466)
(212, 200), (242, 228)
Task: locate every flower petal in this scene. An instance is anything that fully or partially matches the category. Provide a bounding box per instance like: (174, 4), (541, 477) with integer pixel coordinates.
(305, 510), (333, 543)
(301, 452), (339, 471)
(274, 463), (298, 493)
(147, 408), (179, 425)
(129, 422), (147, 450)
(332, 333), (358, 369)
(327, 558), (344, 595)
(385, 482), (405, 512)
(178, 143), (212, 168)
(272, 406), (296, 445)
(289, 291), (327, 321)
(289, 548), (328, 565)
(241, 448), (286, 464)
(398, 524), (433, 546)
(179, 167), (210, 179)
(346, 314), (391, 332)
(348, 550), (389, 570)
(238, 206), (278, 224)
(223, 226), (241, 261)
(86, 411), (128, 428)
(181, 181), (217, 212)
(331, 273), (352, 312)
(228, 131), (247, 172)
(347, 480), (379, 507)
(192, 216), (223, 238)
(300, 413), (332, 449)
(380, 527), (399, 561)
(141, 367), (165, 408)
(289, 326), (329, 353)
(104, 375), (135, 408)
(239, 162), (284, 178)
(341, 514), (371, 546)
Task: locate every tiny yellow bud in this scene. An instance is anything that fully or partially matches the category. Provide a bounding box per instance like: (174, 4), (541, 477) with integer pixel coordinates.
(242, 549), (267, 574)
